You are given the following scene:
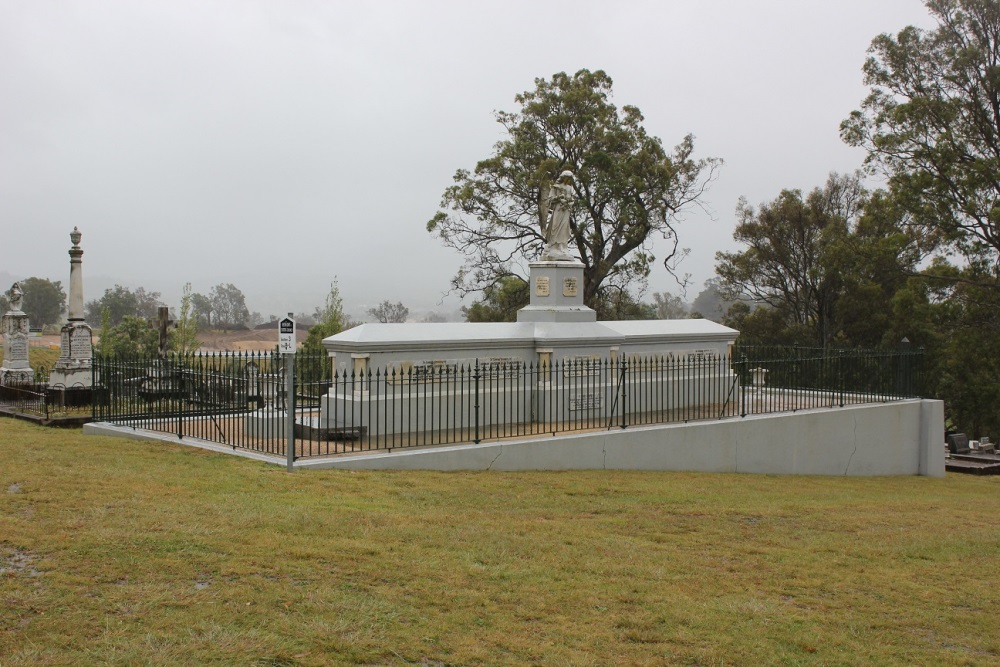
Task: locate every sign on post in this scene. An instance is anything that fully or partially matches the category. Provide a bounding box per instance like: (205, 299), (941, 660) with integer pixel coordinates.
(278, 316), (296, 355)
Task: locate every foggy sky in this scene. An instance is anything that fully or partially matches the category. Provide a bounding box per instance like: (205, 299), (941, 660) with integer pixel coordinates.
(0, 0), (935, 320)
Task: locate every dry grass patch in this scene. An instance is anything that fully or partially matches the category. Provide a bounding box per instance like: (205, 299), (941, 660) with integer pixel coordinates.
(1, 417), (998, 665)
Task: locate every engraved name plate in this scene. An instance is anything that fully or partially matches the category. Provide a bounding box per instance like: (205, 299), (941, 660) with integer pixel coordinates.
(535, 276), (550, 297)
(563, 277), (578, 297)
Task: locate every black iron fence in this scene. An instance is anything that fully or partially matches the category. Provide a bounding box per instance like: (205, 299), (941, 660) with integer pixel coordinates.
(0, 383), (49, 418)
(0, 382), (95, 420)
(89, 344), (924, 461)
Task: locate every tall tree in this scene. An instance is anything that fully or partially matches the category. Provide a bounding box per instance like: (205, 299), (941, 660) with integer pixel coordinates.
(462, 276), (528, 323)
(842, 0), (1000, 280)
(928, 274), (1000, 435)
(97, 315), (159, 357)
(168, 283), (200, 354)
(209, 283), (249, 330)
(591, 288), (657, 321)
(368, 301), (409, 323)
(304, 281), (347, 352)
(650, 292), (689, 319)
(20, 277), (66, 327)
(191, 292), (214, 328)
(689, 278), (738, 322)
(85, 285), (162, 327)
(428, 69), (721, 308)
(716, 173), (914, 346)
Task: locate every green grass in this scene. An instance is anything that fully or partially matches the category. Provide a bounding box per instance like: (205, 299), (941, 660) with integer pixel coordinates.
(1, 418), (998, 666)
(0, 346), (61, 377)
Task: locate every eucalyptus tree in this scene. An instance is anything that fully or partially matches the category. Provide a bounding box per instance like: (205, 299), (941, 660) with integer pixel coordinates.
(428, 69), (721, 307)
(20, 277), (67, 327)
(368, 301), (409, 324)
(716, 173), (917, 346)
(842, 0), (1000, 281)
(85, 285), (162, 327)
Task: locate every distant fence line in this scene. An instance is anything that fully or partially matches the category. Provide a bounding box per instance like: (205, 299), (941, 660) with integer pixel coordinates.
(84, 343), (924, 461)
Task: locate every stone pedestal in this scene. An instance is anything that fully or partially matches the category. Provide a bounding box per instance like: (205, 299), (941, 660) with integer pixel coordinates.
(516, 260), (597, 323)
(49, 322), (93, 388)
(49, 227), (93, 388)
(1, 306), (34, 386)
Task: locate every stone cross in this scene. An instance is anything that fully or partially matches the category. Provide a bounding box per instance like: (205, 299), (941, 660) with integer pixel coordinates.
(157, 306), (174, 357)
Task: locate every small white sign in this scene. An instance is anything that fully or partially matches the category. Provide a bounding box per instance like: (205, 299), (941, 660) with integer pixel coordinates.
(278, 316), (296, 355)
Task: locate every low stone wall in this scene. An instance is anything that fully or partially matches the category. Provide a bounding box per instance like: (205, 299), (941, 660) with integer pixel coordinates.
(299, 399), (945, 477)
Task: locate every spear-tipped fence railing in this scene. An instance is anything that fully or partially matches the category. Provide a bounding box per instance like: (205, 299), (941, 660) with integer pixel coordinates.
(89, 343), (924, 462)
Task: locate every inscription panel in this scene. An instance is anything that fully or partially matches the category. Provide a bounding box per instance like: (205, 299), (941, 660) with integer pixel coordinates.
(6, 335), (28, 360)
(535, 276), (550, 297)
(562, 355), (602, 377)
(562, 277), (578, 297)
(70, 327), (93, 356)
(569, 392), (603, 411)
(480, 357), (522, 379)
(57, 330), (72, 361)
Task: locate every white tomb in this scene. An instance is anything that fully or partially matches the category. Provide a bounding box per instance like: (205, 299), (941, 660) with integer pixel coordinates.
(319, 257), (738, 437)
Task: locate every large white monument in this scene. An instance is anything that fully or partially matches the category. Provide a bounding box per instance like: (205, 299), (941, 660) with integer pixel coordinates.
(316, 171), (739, 437)
(0, 283), (35, 386)
(49, 227), (93, 389)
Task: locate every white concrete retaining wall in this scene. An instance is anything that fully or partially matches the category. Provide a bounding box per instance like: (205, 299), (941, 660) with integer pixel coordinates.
(300, 399), (945, 477)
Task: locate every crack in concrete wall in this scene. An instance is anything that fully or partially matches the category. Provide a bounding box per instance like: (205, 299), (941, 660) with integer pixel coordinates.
(734, 429), (740, 473)
(844, 414), (859, 475)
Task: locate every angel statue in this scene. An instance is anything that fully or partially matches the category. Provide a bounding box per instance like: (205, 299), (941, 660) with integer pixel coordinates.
(539, 170), (577, 261)
(7, 282), (23, 312)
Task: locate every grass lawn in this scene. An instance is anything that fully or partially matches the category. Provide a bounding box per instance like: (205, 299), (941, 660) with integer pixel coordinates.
(1, 418), (998, 666)
(0, 346), (61, 378)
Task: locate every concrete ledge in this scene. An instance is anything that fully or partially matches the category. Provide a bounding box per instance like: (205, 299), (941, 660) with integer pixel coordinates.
(297, 399), (944, 476)
(84, 399), (946, 477)
(83, 422), (283, 465)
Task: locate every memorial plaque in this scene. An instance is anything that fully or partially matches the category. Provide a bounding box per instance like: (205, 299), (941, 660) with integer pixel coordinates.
(563, 277), (578, 297)
(71, 327), (93, 355)
(8, 336), (27, 359)
(535, 276), (550, 297)
(57, 330), (71, 361)
(562, 355), (602, 377)
(569, 392), (603, 411)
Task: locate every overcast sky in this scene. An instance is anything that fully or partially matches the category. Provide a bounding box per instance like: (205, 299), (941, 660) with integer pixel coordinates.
(0, 0), (936, 321)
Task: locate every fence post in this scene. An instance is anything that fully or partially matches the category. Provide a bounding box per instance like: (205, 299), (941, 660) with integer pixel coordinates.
(740, 354), (747, 418)
(172, 356), (184, 440)
(473, 361), (481, 444)
(915, 346), (924, 398)
(619, 357), (628, 430)
(286, 351), (296, 472)
(838, 349), (846, 408)
(896, 337), (911, 397)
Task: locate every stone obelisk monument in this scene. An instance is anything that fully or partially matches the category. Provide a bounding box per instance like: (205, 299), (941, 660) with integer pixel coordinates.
(0, 282), (35, 386)
(49, 227), (93, 388)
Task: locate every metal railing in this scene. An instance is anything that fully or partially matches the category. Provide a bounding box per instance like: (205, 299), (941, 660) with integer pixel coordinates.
(89, 344), (924, 461)
(0, 383), (49, 418)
